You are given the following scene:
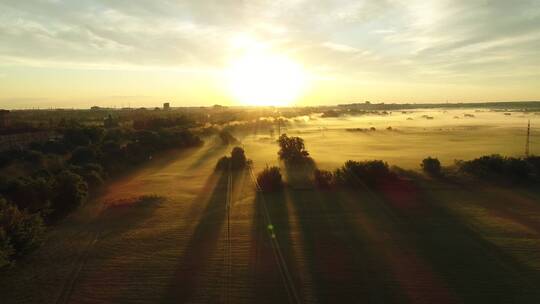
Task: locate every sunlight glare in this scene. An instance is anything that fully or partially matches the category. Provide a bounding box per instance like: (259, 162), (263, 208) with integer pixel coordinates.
(226, 51), (307, 106)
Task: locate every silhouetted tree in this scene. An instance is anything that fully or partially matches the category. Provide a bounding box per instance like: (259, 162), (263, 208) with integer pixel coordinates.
(257, 166), (283, 192)
(230, 147), (247, 169)
(334, 160), (395, 187)
(313, 169), (334, 189)
(459, 154), (536, 183)
(421, 157), (441, 176)
(215, 147), (250, 171)
(278, 134), (310, 163)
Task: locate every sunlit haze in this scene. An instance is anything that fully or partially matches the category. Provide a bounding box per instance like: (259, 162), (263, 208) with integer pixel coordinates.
(225, 47), (307, 106)
(0, 0), (539, 109)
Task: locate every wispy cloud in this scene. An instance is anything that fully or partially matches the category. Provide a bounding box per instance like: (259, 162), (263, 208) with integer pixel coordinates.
(0, 0), (539, 105)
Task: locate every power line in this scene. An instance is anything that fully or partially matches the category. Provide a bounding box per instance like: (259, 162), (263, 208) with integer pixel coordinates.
(248, 167), (301, 304)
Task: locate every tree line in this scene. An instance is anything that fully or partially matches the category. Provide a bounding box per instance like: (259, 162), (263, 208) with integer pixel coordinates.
(0, 123), (202, 267)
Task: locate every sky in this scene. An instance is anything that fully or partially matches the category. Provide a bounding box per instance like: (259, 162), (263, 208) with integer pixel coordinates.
(1, 0), (539, 109)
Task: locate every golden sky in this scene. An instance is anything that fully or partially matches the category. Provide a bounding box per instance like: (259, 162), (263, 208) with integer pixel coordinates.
(1, 0), (539, 109)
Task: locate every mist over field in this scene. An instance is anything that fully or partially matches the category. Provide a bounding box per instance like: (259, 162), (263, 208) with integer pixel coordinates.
(240, 109), (537, 170)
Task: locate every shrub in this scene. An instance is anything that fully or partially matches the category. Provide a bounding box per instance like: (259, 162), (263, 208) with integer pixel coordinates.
(459, 154), (536, 183)
(1, 177), (53, 216)
(257, 166), (283, 192)
(277, 134), (310, 164)
(421, 157), (441, 176)
(313, 169), (334, 189)
(70, 146), (98, 165)
(81, 170), (104, 188)
(230, 147), (247, 169)
(51, 171), (88, 218)
(63, 127), (103, 147)
(0, 228), (13, 268)
(215, 147), (250, 171)
(334, 160), (395, 187)
(0, 198), (45, 263)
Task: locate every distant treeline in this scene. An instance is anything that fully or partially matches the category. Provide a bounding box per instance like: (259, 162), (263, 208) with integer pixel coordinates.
(337, 101), (540, 111)
(0, 123), (202, 267)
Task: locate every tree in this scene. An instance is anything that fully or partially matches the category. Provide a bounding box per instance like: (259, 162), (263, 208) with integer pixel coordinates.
(51, 171), (88, 218)
(215, 147), (250, 171)
(70, 146), (98, 165)
(0, 228), (13, 268)
(0, 198), (45, 263)
(421, 157), (441, 176)
(230, 146), (247, 169)
(313, 169), (334, 189)
(277, 134), (310, 163)
(459, 154), (535, 183)
(334, 160), (394, 187)
(1, 177), (52, 216)
(257, 166), (283, 192)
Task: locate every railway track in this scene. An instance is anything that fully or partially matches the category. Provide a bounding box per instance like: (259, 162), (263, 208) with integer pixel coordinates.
(248, 166), (301, 304)
(223, 164), (233, 304)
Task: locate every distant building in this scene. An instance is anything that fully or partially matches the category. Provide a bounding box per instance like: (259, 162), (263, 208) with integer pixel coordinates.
(0, 110), (9, 128)
(163, 102), (171, 110)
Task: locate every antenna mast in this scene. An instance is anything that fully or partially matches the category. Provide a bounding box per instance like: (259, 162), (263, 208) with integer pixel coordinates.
(525, 120), (530, 157)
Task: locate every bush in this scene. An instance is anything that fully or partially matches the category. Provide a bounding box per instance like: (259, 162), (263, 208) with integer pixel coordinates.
(71, 164), (106, 189)
(458, 154), (536, 183)
(257, 166), (283, 192)
(1, 177), (53, 216)
(421, 157), (441, 176)
(0, 228), (13, 268)
(313, 169), (334, 189)
(63, 127), (103, 147)
(215, 147), (250, 171)
(230, 147), (247, 169)
(51, 171), (88, 218)
(278, 134), (310, 164)
(70, 146), (98, 165)
(0, 198), (45, 265)
(334, 160), (395, 187)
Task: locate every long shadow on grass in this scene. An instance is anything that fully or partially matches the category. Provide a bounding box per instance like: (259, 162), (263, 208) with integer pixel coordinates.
(374, 177), (540, 303)
(111, 145), (204, 182)
(95, 195), (164, 238)
(282, 163), (403, 304)
(162, 171), (229, 303)
(249, 186), (296, 303)
(187, 136), (228, 170)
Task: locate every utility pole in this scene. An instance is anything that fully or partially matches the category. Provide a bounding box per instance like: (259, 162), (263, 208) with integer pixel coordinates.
(525, 120), (531, 157)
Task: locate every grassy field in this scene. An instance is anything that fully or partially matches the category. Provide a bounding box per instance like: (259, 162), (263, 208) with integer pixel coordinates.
(240, 109), (538, 169)
(1, 110), (540, 303)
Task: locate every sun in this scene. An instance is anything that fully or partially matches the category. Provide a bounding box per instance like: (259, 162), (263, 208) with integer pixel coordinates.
(225, 51), (307, 106)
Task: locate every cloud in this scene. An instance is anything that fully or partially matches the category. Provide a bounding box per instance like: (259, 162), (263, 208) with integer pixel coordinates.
(0, 0), (539, 103)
